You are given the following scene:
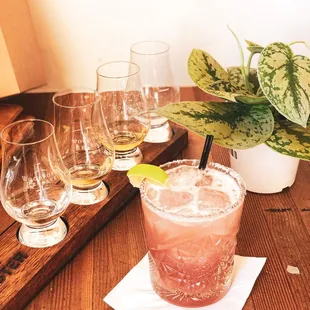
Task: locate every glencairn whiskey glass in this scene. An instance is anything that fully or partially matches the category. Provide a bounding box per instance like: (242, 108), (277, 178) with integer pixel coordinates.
(53, 88), (114, 205)
(130, 41), (180, 143)
(97, 61), (150, 171)
(0, 119), (72, 248)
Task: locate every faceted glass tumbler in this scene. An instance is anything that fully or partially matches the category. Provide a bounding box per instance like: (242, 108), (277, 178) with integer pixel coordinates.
(140, 159), (246, 307)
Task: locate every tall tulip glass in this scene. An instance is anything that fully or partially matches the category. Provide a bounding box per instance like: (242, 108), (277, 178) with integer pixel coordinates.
(97, 61), (150, 171)
(0, 119), (72, 248)
(130, 41), (180, 143)
(53, 88), (114, 205)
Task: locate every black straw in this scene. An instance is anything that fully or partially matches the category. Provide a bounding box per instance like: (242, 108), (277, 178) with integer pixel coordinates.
(199, 135), (214, 170)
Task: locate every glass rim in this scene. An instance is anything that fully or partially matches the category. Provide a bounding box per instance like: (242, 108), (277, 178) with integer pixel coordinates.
(140, 159), (246, 222)
(52, 88), (101, 109)
(130, 40), (170, 55)
(96, 61), (140, 79)
(0, 119), (55, 146)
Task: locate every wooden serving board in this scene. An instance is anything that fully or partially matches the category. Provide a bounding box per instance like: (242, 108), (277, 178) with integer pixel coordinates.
(0, 104), (24, 167)
(0, 125), (188, 310)
(0, 104), (23, 132)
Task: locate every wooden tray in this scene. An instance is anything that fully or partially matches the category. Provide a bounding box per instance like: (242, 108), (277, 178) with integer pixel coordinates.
(0, 104), (23, 167)
(0, 104), (23, 132)
(0, 125), (188, 310)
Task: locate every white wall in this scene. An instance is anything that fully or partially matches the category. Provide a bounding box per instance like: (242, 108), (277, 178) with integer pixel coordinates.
(28, 0), (310, 91)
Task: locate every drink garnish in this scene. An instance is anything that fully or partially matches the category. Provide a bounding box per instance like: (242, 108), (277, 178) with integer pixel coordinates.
(127, 164), (169, 188)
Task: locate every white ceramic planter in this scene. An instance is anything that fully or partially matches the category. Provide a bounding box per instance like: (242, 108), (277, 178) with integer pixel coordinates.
(229, 143), (300, 194)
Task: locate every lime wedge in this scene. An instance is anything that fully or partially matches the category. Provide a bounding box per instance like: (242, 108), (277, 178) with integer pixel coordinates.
(127, 164), (169, 188)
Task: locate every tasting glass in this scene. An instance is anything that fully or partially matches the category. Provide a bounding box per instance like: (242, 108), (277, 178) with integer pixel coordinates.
(130, 41), (180, 143)
(53, 88), (114, 205)
(97, 61), (150, 171)
(0, 119), (72, 248)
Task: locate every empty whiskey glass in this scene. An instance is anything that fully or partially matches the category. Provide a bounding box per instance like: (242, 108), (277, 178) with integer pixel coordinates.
(53, 88), (114, 205)
(97, 61), (150, 171)
(0, 119), (72, 248)
(130, 41), (180, 143)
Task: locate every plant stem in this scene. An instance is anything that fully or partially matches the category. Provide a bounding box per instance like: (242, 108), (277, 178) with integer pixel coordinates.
(246, 52), (255, 93)
(227, 25), (252, 93)
(256, 87), (264, 97)
(289, 40), (310, 50)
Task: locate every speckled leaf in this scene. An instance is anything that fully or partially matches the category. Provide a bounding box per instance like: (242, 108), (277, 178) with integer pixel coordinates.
(258, 42), (310, 127)
(266, 118), (310, 160)
(227, 67), (268, 104)
(245, 40), (264, 53)
(157, 101), (274, 149)
(227, 67), (259, 92)
(188, 49), (266, 104)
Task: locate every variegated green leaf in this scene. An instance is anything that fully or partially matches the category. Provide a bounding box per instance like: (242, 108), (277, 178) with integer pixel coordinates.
(227, 67), (259, 93)
(188, 49), (266, 105)
(258, 42), (310, 127)
(188, 49), (248, 102)
(245, 40), (262, 47)
(235, 95), (269, 105)
(265, 118), (310, 160)
(245, 40), (264, 53)
(157, 101), (274, 149)
(227, 67), (268, 104)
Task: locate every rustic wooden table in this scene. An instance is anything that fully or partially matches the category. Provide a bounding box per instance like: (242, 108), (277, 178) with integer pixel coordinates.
(4, 88), (310, 309)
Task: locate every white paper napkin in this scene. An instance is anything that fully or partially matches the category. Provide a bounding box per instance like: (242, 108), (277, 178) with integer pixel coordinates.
(104, 254), (266, 310)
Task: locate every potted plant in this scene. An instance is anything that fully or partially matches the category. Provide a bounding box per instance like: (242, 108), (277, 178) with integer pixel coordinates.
(157, 31), (310, 194)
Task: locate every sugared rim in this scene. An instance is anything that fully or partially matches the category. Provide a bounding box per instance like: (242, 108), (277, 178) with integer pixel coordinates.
(0, 119), (54, 146)
(130, 41), (170, 56)
(52, 88), (101, 109)
(140, 159), (247, 222)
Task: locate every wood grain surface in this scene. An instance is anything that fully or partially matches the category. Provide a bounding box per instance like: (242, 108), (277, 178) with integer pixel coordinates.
(0, 104), (23, 165)
(0, 106), (27, 235)
(2, 88), (310, 310)
(0, 104), (23, 132)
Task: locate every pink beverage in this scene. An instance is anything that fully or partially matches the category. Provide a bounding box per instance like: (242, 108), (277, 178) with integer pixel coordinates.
(140, 160), (246, 308)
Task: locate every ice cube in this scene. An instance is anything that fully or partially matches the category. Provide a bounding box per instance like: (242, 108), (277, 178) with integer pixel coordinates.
(158, 189), (193, 210)
(195, 173), (213, 187)
(167, 165), (199, 188)
(146, 187), (158, 201)
(198, 188), (231, 210)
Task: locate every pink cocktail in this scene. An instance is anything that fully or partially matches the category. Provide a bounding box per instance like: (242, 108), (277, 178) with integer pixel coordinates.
(140, 159), (246, 307)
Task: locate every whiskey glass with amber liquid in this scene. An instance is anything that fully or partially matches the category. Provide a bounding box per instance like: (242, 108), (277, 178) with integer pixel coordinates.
(97, 61), (150, 171)
(53, 88), (114, 205)
(0, 119), (72, 248)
